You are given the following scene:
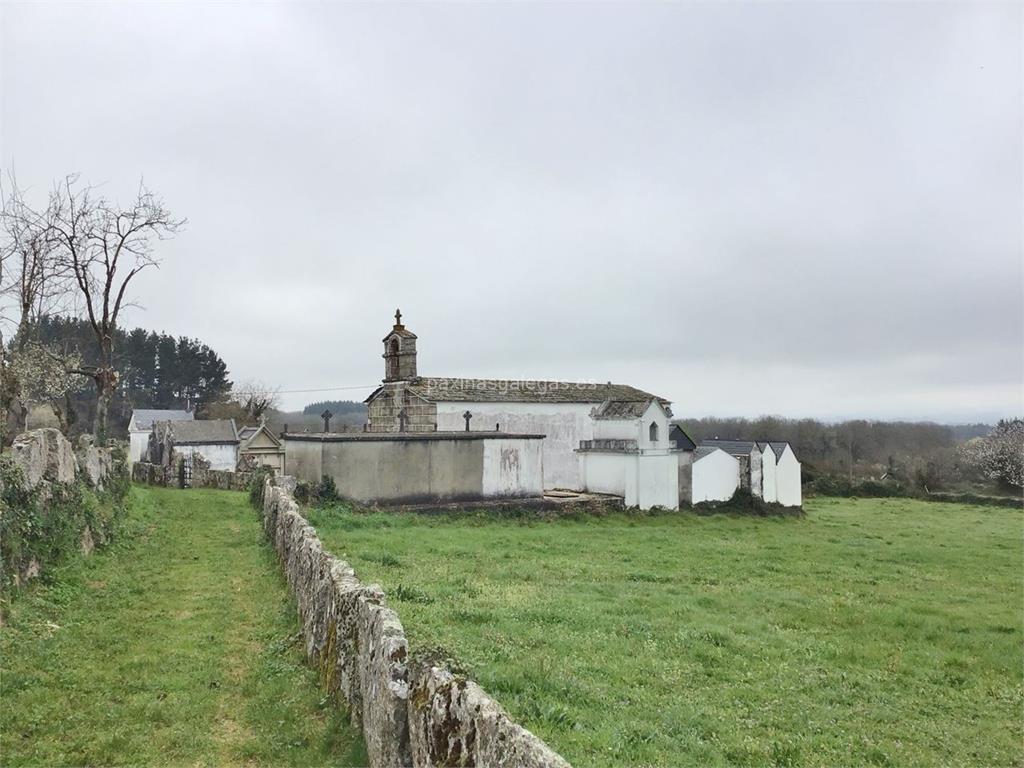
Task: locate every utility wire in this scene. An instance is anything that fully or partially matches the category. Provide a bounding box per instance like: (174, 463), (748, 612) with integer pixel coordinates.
(232, 384), (378, 396)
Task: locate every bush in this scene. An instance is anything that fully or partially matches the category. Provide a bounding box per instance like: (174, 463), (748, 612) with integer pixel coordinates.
(247, 465), (274, 510)
(694, 488), (803, 517)
(313, 475), (339, 506)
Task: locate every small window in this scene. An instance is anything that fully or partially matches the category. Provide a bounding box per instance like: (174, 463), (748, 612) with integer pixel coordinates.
(649, 422), (659, 443)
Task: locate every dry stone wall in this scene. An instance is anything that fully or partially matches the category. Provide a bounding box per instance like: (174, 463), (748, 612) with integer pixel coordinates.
(258, 477), (571, 768)
(131, 461), (255, 491)
(1, 428), (127, 590)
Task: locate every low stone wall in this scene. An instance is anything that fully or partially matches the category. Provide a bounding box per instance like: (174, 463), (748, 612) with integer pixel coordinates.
(132, 461), (174, 486)
(131, 461), (254, 491)
(1, 428), (128, 591)
(192, 466), (254, 491)
(258, 477), (571, 768)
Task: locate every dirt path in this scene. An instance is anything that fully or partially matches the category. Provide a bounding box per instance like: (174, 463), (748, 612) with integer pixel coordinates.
(0, 486), (365, 767)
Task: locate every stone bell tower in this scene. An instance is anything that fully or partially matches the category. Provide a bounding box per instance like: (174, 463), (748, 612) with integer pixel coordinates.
(382, 308), (418, 382)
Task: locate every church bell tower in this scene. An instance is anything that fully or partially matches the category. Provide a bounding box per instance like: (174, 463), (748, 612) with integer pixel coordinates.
(382, 308), (418, 382)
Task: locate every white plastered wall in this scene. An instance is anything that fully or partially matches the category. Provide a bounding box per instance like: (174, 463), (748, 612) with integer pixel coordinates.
(761, 446), (778, 503)
(692, 449), (740, 502)
(481, 438), (544, 497)
(186, 444), (238, 472)
(775, 446), (802, 507)
(129, 431), (149, 463)
(436, 401), (596, 490)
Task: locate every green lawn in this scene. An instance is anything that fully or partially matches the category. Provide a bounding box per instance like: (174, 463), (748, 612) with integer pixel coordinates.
(0, 486), (365, 767)
(306, 497), (1024, 767)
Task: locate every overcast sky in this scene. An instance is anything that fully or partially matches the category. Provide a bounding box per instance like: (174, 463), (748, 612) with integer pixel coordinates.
(2, 2), (1020, 422)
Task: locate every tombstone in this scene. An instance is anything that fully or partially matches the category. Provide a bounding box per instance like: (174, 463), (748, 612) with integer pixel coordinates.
(463, 410), (473, 431)
(321, 409), (333, 432)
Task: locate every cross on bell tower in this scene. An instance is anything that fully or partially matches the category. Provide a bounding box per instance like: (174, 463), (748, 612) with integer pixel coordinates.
(382, 309), (418, 382)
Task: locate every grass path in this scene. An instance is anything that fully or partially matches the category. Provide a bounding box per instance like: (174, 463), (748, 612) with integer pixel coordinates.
(0, 485), (365, 767)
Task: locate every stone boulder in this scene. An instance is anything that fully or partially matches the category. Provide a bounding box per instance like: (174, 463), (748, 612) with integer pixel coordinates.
(11, 428), (77, 489)
(75, 434), (113, 489)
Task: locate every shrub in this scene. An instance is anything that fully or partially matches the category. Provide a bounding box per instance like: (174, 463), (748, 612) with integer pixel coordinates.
(694, 488), (803, 517)
(247, 465), (274, 510)
(313, 475), (339, 506)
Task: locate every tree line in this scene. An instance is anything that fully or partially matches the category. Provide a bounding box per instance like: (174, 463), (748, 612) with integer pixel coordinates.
(677, 416), (1021, 492)
(23, 316), (230, 437)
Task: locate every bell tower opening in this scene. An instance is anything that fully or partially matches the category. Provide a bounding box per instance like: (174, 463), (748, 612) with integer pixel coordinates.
(382, 308), (418, 382)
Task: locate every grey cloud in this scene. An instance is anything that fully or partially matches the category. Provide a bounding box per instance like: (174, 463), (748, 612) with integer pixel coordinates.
(1, 1), (1019, 420)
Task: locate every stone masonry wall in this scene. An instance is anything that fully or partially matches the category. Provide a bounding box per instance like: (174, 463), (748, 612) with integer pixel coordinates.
(132, 461), (255, 492)
(258, 477), (571, 768)
(367, 382), (438, 433)
(1, 428), (127, 590)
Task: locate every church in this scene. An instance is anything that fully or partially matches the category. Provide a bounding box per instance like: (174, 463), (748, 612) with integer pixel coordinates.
(364, 310), (679, 492)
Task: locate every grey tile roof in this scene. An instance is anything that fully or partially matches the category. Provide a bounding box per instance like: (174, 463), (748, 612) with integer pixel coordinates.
(670, 424), (696, 450)
(131, 409), (193, 431)
(161, 419), (238, 445)
(700, 439), (759, 456)
(694, 446), (727, 460)
(389, 377), (669, 405)
(769, 441), (791, 460)
(592, 400), (656, 419)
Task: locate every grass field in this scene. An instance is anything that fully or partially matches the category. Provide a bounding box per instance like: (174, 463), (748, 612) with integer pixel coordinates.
(307, 497), (1024, 767)
(0, 486), (365, 767)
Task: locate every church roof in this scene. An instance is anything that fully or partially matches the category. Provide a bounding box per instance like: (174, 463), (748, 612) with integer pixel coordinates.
(592, 399), (667, 419)
(383, 326), (417, 341)
(368, 377), (669, 405)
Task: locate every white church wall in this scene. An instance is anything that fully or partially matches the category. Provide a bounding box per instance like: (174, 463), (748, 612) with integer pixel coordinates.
(436, 401), (596, 490)
(633, 453), (679, 510)
(638, 402), (671, 450)
(692, 449), (740, 503)
(761, 446), (778, 503)
(481, 438), (544, 498)
(775, 446), (802, 507)
(579, 452), (629, 496)
(592, 418), (638, 442)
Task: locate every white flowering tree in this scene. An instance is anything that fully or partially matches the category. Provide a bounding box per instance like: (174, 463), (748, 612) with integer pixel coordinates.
(959, 419), (1024, 490)
(5, 340), (84, 434)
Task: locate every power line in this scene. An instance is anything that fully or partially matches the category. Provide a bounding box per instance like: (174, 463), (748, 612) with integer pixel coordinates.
(233, 384), (378, 396)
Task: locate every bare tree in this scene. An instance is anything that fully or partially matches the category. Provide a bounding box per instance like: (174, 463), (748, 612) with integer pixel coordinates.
(48, 175), (185, 440)
(0, 173), (71, 438)
(234, 379), (282, 422)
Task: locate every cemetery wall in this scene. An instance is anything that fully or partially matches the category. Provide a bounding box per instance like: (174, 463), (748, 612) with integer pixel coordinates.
(255, 475), (570, 768)
(282, 432), (545, 505)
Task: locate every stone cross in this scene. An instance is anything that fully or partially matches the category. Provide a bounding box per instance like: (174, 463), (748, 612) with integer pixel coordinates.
(398, 408), (408, 432)
(321, 409), (333, 432)
(395, 308), (402, 326)
(463, 410), (473, 431)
